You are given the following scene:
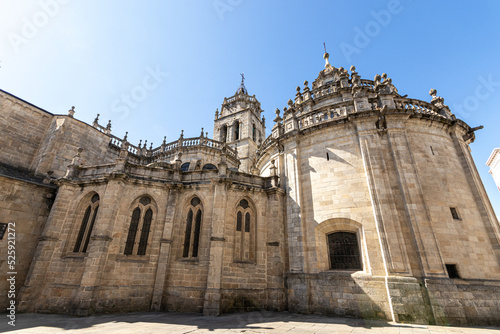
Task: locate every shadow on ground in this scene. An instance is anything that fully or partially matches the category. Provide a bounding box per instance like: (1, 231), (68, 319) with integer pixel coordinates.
(1, 310), (499, 333)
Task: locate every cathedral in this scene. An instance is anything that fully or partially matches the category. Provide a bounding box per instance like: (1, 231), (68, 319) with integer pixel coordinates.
(1, 52), (500, 326)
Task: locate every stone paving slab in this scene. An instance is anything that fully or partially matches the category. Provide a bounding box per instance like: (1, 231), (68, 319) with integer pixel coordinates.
(1, 311), (499, 334)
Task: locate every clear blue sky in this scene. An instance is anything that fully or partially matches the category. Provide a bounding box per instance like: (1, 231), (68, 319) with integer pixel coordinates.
(1, 0), (499, 215)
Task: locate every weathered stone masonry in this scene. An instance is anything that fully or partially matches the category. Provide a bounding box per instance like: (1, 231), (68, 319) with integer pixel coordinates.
(1, 53), (500, 326)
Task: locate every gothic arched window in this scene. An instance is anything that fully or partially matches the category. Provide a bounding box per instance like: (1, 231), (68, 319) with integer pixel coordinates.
(252, 124), (256, 142)
(182, 197), (203, 258)
(124, 195), (155, 256)
(234, 199), (255, 262)
(327, 232), (362, 270)
(74, 193), (99, 253)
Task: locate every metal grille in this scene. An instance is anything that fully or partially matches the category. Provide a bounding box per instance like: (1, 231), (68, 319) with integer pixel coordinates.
(328, 232), (362, 270)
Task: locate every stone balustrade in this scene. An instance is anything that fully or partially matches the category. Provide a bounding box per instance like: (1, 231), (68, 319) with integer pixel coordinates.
(108, 134), (237, 165)
(297, 101), (354, 130)
(394, 98), (441, 115)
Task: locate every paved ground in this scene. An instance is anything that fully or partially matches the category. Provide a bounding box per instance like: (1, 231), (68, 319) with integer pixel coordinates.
(1, 311), (500, 334)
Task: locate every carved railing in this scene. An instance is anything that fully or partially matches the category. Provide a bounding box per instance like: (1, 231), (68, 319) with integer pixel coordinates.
(281, 97), (447, 134)
(109, 135), (141, 155)
(225, 95), (257, 104)
(394, 98), (441, 116)
(311, 82), (338, 99)
(359, 79), (375, 89)
(258, 134), (276, 153)
(109, 134), (237, 164)
(297, 101), (355, 130)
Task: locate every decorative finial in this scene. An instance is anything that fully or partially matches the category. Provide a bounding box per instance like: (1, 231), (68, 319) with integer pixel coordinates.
(163, 136), (166, 144)
(236, 73), (248, 95)
(275, 108), (280, 117)
(68, 106), (75, 118)
(144, 140), (147, 149)
(94, 113), (100, 123)
(124, 132), (128, 141)
(323, 43), (331, 68)
(215, 108), (219, 119)
(201, 127), (204, 137)
(150, 142), (153, 150)
(138, 139), (142, 147)
(180, 130), (184, 139)
(106, 120), (111, 130)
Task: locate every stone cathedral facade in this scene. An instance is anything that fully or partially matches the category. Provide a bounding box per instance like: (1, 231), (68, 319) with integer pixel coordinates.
(1, 53), (500, 326)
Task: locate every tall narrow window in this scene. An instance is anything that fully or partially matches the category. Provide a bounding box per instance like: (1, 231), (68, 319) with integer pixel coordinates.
(124, 196), (155, 256)
(445, 264), (460, 278)
(220, 125), (228, 142)
(182, 197), (203, 258)
(252, 124), (256, 141)
(74, 193), (99, 253)
(137, 208), (153, 255)
(327, 232), (362, 270)
(234, 121), (240, 140)
(450, 207), (460, 220)
(234, 199), (255, 262)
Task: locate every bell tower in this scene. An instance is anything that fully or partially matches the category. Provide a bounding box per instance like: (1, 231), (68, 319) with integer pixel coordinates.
(214, 74), (265, 173)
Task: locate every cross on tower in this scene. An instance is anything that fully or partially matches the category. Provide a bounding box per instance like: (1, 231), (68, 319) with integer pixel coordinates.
(240, 73), (245, 85)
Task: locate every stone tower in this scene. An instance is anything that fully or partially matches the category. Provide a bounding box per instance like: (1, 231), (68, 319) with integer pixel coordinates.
(213, 74), (265, 173)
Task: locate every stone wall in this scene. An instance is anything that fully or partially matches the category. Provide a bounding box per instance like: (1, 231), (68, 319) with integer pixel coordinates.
(287, 273), (391, 320)
(31, 116), (118, 178)
(0, 90), (53, 171)
(0, 175), (56, 310)
(407, 119), (500, 279)
(426, 278), (500, 326)
(19, 162), (285, 315)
